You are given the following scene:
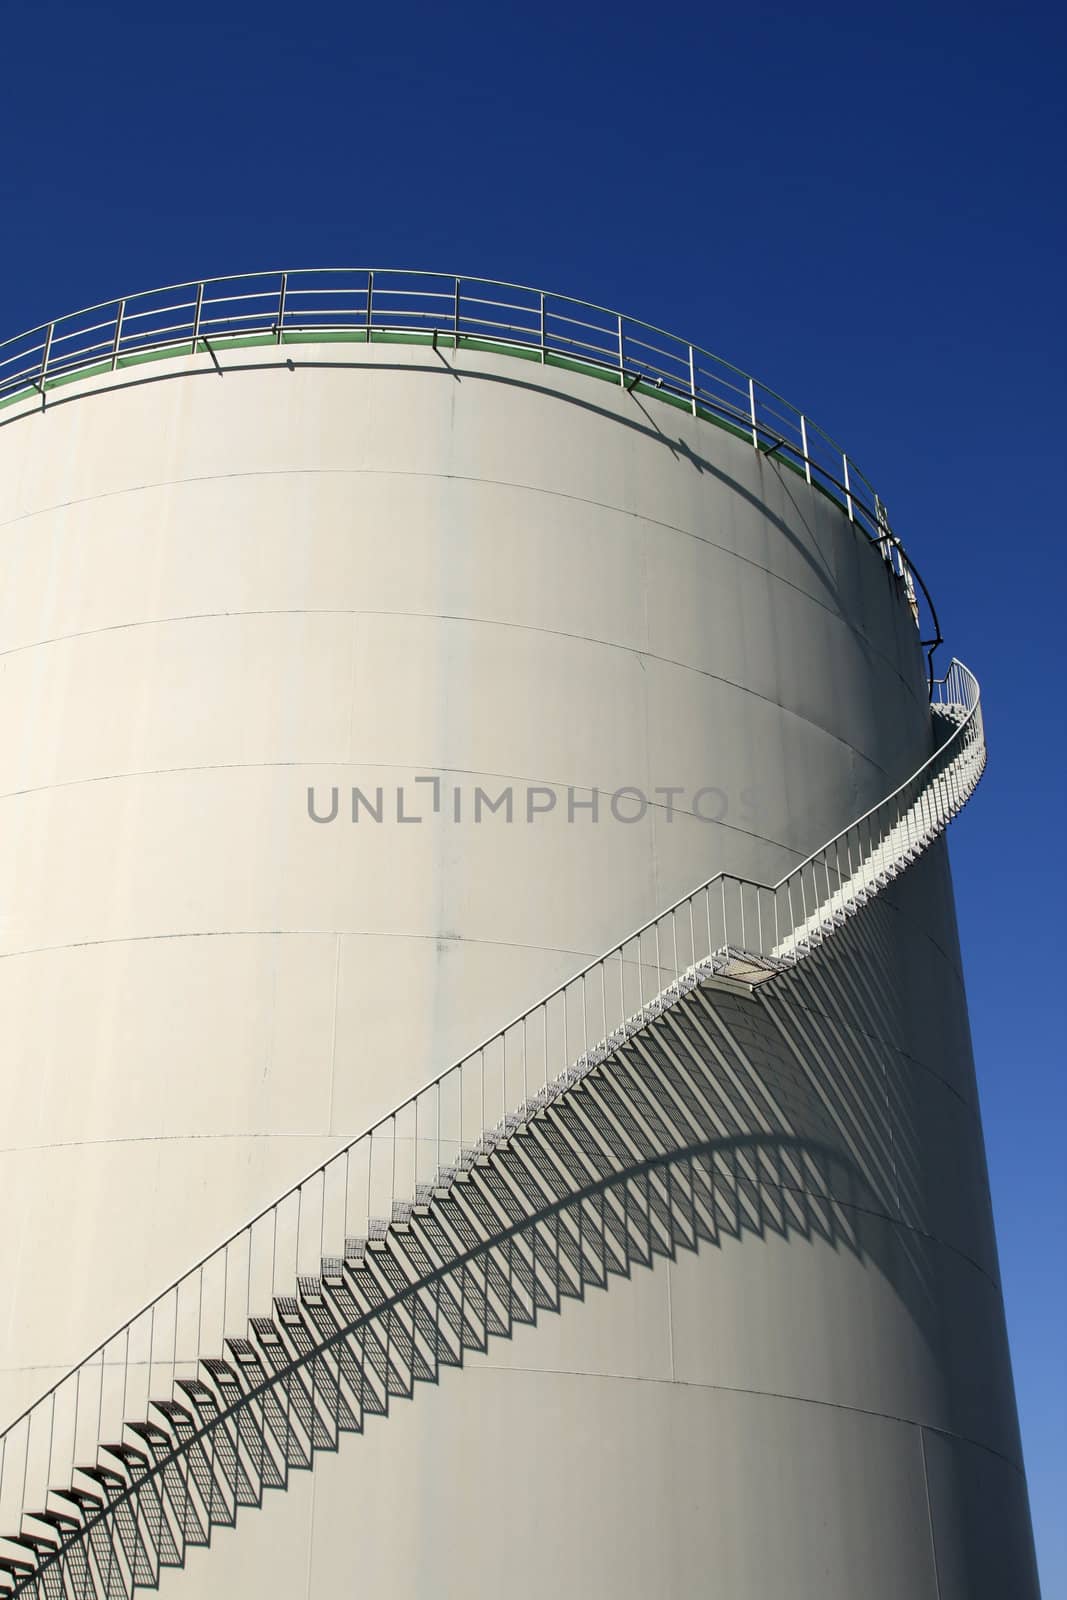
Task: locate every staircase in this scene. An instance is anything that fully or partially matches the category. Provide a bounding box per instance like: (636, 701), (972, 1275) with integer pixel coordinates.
(0, 660), (984, 1599)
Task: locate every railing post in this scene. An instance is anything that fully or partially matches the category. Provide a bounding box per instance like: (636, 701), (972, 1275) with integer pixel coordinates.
(111, 301), (126, 371)
(617, 313), (625, 386)
(39, 321), (54, 392)
(545, 994), (553, 1093)
(195, 1262), (206, 1378)
(800, 413), (812, 484)
(43, 1383), (55, 1505)
(688, 344), (697, 416)
(522, 1012), (529, 1106)
(191, 283), (204, 354)
(748, 377), (758, 447)
(366, 271), (374, 339)
(539, 291), (546, 364)
(875, 494), (889, 561)
(842, 453), (854, 521)
(562, 992), (569, 1081)
(275, 273), (287, 344)
(120, 1325), (130, 1433)
(19, 1411), (30, 1518)
(454, 277), (461, 349)
(366, 1132), (374, 1235)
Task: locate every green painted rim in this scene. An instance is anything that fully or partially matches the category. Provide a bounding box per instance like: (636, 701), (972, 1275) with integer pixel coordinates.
(0, 326), (821, 492)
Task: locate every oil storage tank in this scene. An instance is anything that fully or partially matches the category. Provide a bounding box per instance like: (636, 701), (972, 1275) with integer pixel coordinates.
(0, 270), (1039, 1599)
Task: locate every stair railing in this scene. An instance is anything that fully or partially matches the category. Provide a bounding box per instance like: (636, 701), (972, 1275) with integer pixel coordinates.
(0, 661), (983, 1553)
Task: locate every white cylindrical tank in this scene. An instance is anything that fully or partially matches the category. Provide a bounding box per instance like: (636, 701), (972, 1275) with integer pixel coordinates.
(0, 282), (1038, 1599)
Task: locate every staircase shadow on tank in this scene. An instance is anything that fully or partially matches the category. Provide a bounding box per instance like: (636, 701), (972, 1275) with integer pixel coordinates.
(8, 887), (960, 1598)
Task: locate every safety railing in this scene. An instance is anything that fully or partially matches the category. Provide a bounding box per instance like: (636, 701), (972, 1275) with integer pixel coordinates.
(0, 267), (935, 646)
(0, 661), (983, 1562)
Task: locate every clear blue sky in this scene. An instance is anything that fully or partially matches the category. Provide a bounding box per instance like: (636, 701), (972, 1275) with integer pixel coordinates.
(3, 0), (1064, 1588)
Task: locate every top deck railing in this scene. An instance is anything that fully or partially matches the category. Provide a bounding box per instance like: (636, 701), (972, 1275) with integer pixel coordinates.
(0, 268), (938, 658)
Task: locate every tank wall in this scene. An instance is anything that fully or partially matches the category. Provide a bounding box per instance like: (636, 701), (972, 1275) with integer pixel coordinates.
(0, 343), (926, 1383)
(0, 343), (1035, 1597)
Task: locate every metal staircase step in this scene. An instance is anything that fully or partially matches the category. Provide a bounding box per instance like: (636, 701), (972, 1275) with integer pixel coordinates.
(9, 1533), (64, 1600)
(220, 1340), (306, 1479)
(311, 1266), (390, 1420)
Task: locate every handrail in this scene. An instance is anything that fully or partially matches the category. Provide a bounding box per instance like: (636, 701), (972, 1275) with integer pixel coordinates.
(0, 268), (936, 652)
(0, 660), (984, 1553)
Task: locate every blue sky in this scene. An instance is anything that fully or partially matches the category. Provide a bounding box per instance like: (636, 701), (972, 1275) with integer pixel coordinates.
(3, 0), (1064, 1587)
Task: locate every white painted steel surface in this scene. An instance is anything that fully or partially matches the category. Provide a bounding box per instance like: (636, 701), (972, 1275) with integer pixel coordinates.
(0, 334), (1036, 1598)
